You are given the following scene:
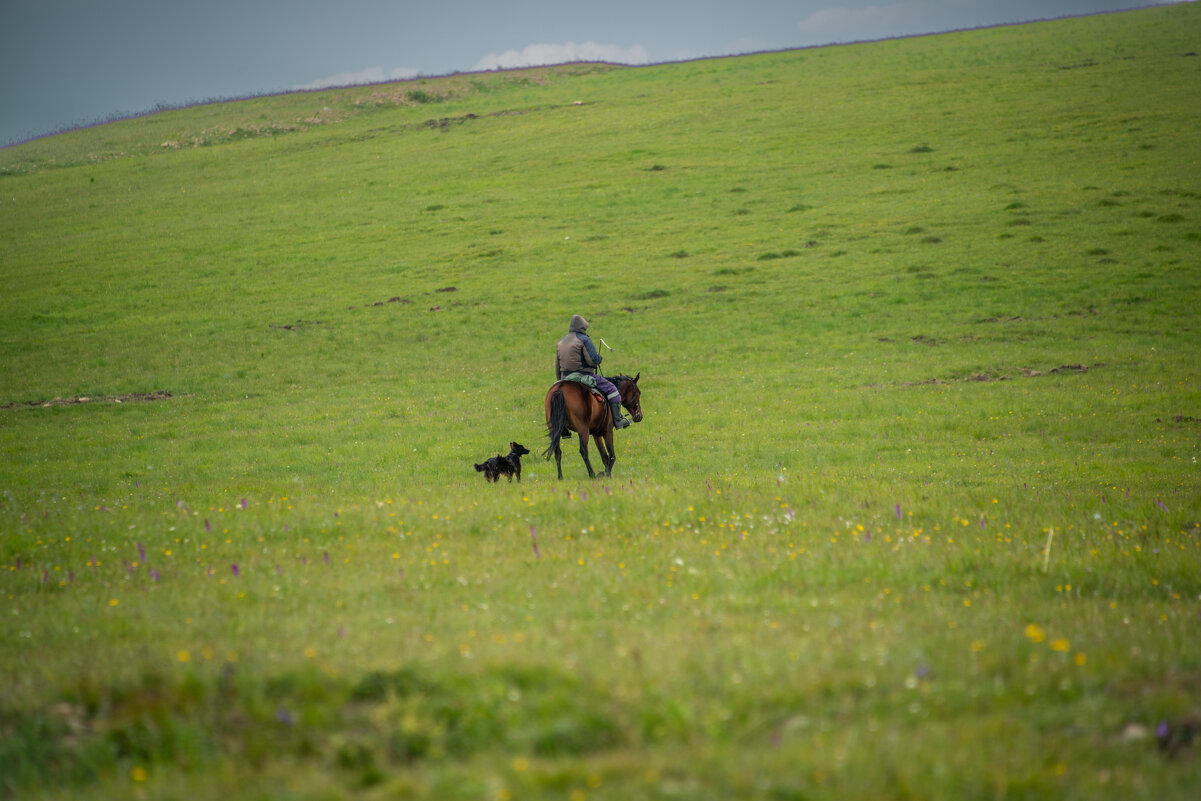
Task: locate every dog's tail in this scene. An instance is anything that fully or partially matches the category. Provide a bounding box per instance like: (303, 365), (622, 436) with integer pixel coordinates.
(474, 463), (486, 472)
(543, 387), (567, 461)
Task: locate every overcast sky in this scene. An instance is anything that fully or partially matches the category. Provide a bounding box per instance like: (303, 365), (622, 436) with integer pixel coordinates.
(0, 0), (1187, 146)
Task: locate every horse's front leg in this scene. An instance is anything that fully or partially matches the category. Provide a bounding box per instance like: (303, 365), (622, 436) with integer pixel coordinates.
(602, 431), (617, 476)
(593, 433), (614, 476)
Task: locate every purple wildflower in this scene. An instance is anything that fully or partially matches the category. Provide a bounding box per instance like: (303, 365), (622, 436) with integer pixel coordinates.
(1157, 499), (1169, 513)
(204, 518), (211, 532)
(150, 569), (160, 582)
(895, 504), (902, 520)
(530, 525), (541, 559)
(138, 542), (147, 562)
(241, 498), (248, 510)
(231, 564), (239, 577)
(323, 551), (330, 565)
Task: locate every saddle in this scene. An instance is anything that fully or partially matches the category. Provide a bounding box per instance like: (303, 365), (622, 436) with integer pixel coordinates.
(559, 372), (605, 401)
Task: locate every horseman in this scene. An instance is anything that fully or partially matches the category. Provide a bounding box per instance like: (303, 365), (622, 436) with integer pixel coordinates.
(554, 314), (631, 429)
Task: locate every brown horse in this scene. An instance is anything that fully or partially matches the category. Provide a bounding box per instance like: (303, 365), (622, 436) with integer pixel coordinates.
(543, 373), (642, 479)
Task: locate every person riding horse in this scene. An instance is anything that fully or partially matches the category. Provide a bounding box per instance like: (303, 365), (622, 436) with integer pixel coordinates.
(554, 314), (631, 429)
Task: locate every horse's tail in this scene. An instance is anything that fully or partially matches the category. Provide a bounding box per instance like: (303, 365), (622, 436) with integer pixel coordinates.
(543, 387), (567, 460)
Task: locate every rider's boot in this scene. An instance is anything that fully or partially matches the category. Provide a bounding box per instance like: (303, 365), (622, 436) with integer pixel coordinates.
(610, 399), (631, 429)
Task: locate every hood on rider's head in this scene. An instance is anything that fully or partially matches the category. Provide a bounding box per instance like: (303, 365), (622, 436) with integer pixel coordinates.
(569, 314), (589, 333)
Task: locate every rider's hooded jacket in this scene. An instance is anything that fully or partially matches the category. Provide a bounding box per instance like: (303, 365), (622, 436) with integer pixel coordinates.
(555, 314), (603, 379)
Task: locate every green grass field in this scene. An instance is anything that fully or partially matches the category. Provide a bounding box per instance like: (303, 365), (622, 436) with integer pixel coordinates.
(3, 4), (1201, 799)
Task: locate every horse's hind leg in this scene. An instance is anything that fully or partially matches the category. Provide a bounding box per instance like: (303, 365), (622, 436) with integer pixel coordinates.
(577, 435), (596, 478)
(570, 413), (596, 478)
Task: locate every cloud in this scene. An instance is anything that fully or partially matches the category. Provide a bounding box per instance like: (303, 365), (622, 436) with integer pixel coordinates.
(796, 1), (979, 45)
(293, 66), (418, 91)
(473, 41), (651, 71)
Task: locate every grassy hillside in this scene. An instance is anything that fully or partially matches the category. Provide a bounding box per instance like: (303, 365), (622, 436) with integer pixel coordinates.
(2, 4), (1201, 799)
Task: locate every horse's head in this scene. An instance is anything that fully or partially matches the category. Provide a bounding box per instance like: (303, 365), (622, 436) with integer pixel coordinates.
(617, 372), (643, 423)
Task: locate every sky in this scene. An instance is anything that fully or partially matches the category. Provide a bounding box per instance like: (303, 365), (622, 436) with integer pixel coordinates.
(0, 0), (1186, 146)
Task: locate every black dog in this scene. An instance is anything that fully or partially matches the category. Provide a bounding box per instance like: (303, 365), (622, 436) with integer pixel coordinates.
(474, 442), (530, 482)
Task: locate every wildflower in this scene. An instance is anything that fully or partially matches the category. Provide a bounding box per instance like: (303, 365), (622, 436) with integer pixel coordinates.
(1050, 638), (1070, 652)
(1025, 623), (1046, 643)
(130, 766), (147, 782)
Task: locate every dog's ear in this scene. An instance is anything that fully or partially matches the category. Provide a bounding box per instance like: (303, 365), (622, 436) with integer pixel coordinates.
(510, 441), (518, 449)
(633, 372), (640, 383)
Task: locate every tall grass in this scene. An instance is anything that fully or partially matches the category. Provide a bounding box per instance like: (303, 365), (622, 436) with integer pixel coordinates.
(2, 4), (1200, 799)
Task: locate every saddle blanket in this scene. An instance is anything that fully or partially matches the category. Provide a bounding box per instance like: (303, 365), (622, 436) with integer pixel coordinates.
(560, 372), (597, 389)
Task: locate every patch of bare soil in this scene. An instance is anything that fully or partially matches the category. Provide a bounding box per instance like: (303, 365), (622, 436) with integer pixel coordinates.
(2, 390), (178, 410)
(269, 319), (324, 330)
(898, 363), (1104, 388)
